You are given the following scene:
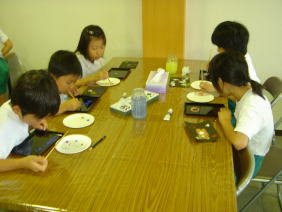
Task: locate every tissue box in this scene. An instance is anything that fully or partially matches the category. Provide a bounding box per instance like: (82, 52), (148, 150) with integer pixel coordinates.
(145, 71), (169, 93)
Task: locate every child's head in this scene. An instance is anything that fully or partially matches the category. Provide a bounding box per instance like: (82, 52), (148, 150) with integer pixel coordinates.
(75, 25), (106, 62)
(10, 70), (60, 128)
(211, 21), (249, 55)
(208, 51), (264, 99)
(48, 50), (82, 94)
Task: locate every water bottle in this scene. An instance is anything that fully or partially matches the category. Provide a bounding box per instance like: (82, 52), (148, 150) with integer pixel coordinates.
(131, 88), (147, 119)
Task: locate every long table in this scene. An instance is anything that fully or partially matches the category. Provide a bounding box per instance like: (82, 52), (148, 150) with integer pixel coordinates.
(0, 58), (237, 211)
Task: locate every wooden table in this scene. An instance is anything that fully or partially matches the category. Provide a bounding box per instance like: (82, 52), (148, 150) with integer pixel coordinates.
(0, 58), (237, 211)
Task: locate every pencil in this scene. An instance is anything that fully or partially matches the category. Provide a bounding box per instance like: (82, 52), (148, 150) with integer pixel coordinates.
(45, 130), (70, 159)
(89, 136), (106, 151)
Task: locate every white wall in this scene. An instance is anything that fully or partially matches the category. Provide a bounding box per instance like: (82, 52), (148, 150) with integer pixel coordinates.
(185, 0), (282, 82)
(0, 0), (142, 70)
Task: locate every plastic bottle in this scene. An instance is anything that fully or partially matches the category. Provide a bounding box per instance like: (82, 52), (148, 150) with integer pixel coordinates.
(131, 88), (147, 119)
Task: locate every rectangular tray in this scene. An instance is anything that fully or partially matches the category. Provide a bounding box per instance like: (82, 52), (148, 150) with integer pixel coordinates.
(184, 121), (218, 142)
(110, 90), (159, 115)
(119, 61), (139, 69)
(184, 102), (224, 117)
(12, 130), (63, 156)
(108, 67), (131, 79)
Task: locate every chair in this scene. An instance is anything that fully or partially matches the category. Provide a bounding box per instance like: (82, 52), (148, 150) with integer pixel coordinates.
(263, 76), (282, 107)
(239, 130), (282, 212)
(5, 53), (26, 95)
(234, 147), (255, 196)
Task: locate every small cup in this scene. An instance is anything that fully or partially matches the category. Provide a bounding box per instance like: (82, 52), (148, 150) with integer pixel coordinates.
(166, 55), (178, 75)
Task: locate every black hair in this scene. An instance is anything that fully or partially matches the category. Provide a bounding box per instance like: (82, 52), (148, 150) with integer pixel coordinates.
(211, 21), (249, 55)
(75, 25), (106, 61)
(208, 51), (264, 99)
(11, 70), (60, 118)
(48, 50), (82, 78)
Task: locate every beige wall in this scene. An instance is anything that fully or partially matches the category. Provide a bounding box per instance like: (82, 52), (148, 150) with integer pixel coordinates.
(0, 0), (142, 70)
(185, 0), (282, 82)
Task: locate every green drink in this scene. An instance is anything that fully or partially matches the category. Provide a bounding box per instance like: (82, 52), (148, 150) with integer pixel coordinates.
(166, 55), (178, 74)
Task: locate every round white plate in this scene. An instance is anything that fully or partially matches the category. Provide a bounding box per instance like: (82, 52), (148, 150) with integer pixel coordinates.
(63, 113), (95, 128)
(96, 77), (120, 87)
(186, 92), (214, 103)
(191, 80), (212, 90)
(55, 134), (92, 154)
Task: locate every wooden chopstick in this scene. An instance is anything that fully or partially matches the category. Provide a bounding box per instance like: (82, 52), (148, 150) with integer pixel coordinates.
(45, 130), (70, 159)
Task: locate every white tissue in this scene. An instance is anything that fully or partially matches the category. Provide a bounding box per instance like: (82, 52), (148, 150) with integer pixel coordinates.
(151, 68), (165, 83)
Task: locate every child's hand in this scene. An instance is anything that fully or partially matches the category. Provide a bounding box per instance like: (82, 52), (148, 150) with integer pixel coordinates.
(68, 86), (80, 97)
(218, 107), (232, 125)
(33, 119), (48, 131)
(21, 156), (48, 172)
(65, 98), (82, 111)
(98, 70), (109, 80)
(200, 82), (216, 93)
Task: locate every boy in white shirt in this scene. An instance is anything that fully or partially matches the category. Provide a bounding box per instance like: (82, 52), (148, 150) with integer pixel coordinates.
(0, 29), (13, 105)
(208, 51), (274, 177)
(0, 70), (60, 172)
(48, 50), (83, 114)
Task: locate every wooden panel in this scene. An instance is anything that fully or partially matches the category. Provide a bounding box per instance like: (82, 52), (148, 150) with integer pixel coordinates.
(142, 0), (185, 58)
(0, 58), (237, 212)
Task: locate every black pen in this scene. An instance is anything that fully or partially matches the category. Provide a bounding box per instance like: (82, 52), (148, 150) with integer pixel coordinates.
(89, 136), (106, 151)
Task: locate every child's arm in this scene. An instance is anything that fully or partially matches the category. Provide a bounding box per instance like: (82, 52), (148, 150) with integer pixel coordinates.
(218, 107), (249, 150)
(57, 98), (82, 115)
(76, 70), (108, 87)
(2, 39), (13, 58)
(0, 156), (48, 172)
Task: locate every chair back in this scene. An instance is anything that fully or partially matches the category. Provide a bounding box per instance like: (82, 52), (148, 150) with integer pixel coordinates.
(263, 77), (282, 107)
(6, 53), (25, 94)
(234, 147), (255, 196)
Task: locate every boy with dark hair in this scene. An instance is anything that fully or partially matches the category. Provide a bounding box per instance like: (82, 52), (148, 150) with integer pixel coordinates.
(201, 21), (260, 93)
(48, 50), (83, 114)
(0, 70), (60, 172)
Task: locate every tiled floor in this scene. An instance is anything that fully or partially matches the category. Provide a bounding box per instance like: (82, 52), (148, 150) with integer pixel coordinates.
(237, 134), (282, 212)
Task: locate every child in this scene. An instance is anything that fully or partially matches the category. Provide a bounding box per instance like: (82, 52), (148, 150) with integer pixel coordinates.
(75, 25), (108, 87)
(0, 29), (13, 105)
(201, 21), (260, 93)
(0, 70), (60, 172)
(48, 50), (83, 114)
(208, 51), (274, 177)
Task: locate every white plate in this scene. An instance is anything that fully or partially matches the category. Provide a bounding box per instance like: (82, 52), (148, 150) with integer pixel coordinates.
(63, 113), (95, 128)
(186, 92), (214, 103)
(191, 80), (212, 90)
(96, 77), (120, 87)
(55, 134), (92, 154)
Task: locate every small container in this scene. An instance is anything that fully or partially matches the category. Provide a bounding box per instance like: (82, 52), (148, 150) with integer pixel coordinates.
(166, 55), (178, 75)
(131, 88), (147, 119)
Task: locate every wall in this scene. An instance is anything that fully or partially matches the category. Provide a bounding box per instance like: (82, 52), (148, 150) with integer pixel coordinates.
(185, 0), (282, 82)
(0, 0), (142, 70)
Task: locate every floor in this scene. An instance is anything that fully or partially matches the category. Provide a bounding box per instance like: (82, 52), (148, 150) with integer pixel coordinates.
(237, 134), (282, 212)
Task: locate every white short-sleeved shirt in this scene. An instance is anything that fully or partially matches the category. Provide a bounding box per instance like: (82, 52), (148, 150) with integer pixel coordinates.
(0, 101), (29, 159)
(0, 29), (9, 58)
(245, 53), (260, 83)
(234, 89), (274, 156)
(76, 53), (105, 78)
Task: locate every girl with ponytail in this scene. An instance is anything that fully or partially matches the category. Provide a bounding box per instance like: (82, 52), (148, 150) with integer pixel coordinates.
(209, 51), (274, 177)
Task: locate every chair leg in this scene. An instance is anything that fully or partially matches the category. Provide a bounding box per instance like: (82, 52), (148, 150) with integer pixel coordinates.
(240, 170), (282, 212)
(277, 184), (282, 210)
